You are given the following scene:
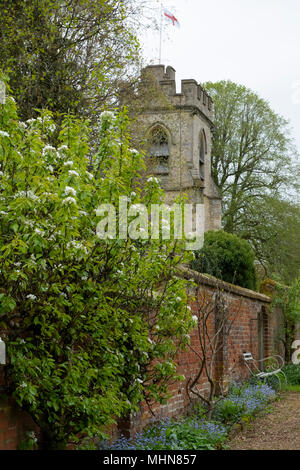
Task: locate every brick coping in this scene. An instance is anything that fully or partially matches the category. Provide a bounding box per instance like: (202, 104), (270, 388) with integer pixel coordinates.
(178, 267), (271, 303)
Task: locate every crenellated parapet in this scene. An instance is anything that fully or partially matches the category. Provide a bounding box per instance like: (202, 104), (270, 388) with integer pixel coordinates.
(141, 65), (213, 124)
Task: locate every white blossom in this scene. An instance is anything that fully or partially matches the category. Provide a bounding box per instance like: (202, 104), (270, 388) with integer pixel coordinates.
(0, 130), (9, 138)
(64, 161), (73, 167)
(99, 110), (114, 120)
(192, 315), (198, 324)
(15, 190), (39, 201)
(68, 170), (79, 177)
(62, 197), (76, 205)
(147, 176), (159, 184)
(64, 186), (77, 197)
(58, 145), (68, 154)
(28, 431), (37, 444)
(26, 294), (37, 301)
(67, 240), (88, 254)
(42, 145), (56, 155)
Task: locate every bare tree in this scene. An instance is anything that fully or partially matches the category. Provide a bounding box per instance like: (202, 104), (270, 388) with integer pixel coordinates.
(186, 274), (242, 419)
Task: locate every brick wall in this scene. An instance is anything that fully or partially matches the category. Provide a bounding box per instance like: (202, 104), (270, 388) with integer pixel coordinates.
(0, 268), (283, 449)
(127, 269), (276, 435)
(0, 368), (39, 450)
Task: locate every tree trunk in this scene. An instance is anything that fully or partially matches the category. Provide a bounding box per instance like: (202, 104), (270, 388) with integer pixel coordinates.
(116, 413), (132, 439)
(39, 429), (67, 450)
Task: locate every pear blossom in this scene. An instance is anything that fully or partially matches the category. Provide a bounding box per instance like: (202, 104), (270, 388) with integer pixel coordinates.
(69, 170), (79, 177)
(0, 130), (9, 138)
(26, 294), (37, 301)
(58, 145), (68, 154)
(42, 145), (56, 155)
(62, 197), (76, 205)
(99, 110), (114, 120)
(64, 186), (77, 197)
(147, 176), (159, 184)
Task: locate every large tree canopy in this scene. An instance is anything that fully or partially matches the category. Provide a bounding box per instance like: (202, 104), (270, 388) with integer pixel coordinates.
(0, 0), (141, 122)
(204, 80), (300, 282)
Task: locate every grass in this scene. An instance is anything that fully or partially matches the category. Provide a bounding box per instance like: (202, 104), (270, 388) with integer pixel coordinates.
(281, 384), (300, 392)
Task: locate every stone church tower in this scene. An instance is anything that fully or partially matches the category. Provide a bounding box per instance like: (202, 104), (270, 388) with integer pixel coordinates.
(138, 64), (222, 232)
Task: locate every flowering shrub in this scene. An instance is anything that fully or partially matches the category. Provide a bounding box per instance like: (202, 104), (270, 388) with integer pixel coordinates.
(214, 382), (275, 425)
(0, 83), (194, 449)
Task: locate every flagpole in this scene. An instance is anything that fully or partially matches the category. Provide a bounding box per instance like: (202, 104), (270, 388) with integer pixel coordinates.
(159, 2), (163, 64)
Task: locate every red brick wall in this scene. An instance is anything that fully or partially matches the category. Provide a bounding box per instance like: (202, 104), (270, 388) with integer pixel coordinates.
(0, 368), (39, 450)
(128, 270), (275, 435)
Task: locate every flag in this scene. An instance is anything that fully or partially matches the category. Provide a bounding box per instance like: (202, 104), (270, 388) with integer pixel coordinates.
(163, 7), (180, 28)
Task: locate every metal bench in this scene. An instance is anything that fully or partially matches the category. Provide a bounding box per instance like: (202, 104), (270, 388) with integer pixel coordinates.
(242, 352), (286, 388)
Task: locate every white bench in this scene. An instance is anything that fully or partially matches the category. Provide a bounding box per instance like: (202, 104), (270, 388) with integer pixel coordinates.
(242, 352), (286, 388)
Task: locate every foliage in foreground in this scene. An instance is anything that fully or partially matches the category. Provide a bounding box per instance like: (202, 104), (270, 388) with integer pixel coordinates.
(191, 230), (257, 290)
(0, 85), (194, 449)
(281, 365), (300, 386)
(99, 382), (275, 450)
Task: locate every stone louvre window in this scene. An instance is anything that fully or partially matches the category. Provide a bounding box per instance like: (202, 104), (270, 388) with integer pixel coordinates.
(0, 338), (5, 365)
(149, 126), (170, 175)
(199, 135), (205, 181)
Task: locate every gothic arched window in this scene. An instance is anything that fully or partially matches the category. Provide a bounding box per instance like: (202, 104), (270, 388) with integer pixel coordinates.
(199, 134), (205, 181)
(149, 126), (170, 175)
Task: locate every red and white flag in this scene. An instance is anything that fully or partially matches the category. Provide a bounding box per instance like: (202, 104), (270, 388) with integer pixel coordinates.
(163, 7), (180, 28)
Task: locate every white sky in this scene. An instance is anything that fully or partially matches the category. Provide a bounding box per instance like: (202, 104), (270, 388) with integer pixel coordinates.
(141, 0), (300, 154)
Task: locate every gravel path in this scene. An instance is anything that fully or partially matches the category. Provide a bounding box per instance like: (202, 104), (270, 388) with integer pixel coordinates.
(229, 392), (300, 450)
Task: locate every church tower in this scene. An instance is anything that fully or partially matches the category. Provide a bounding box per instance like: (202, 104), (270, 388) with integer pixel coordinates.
(137, 64), (222, 232)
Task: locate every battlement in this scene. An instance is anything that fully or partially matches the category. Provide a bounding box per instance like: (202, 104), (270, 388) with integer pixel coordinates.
(141, 65), (213, 122)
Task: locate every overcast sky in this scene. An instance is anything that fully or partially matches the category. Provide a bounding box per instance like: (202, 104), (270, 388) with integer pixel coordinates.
(141, 0), (300, 153)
